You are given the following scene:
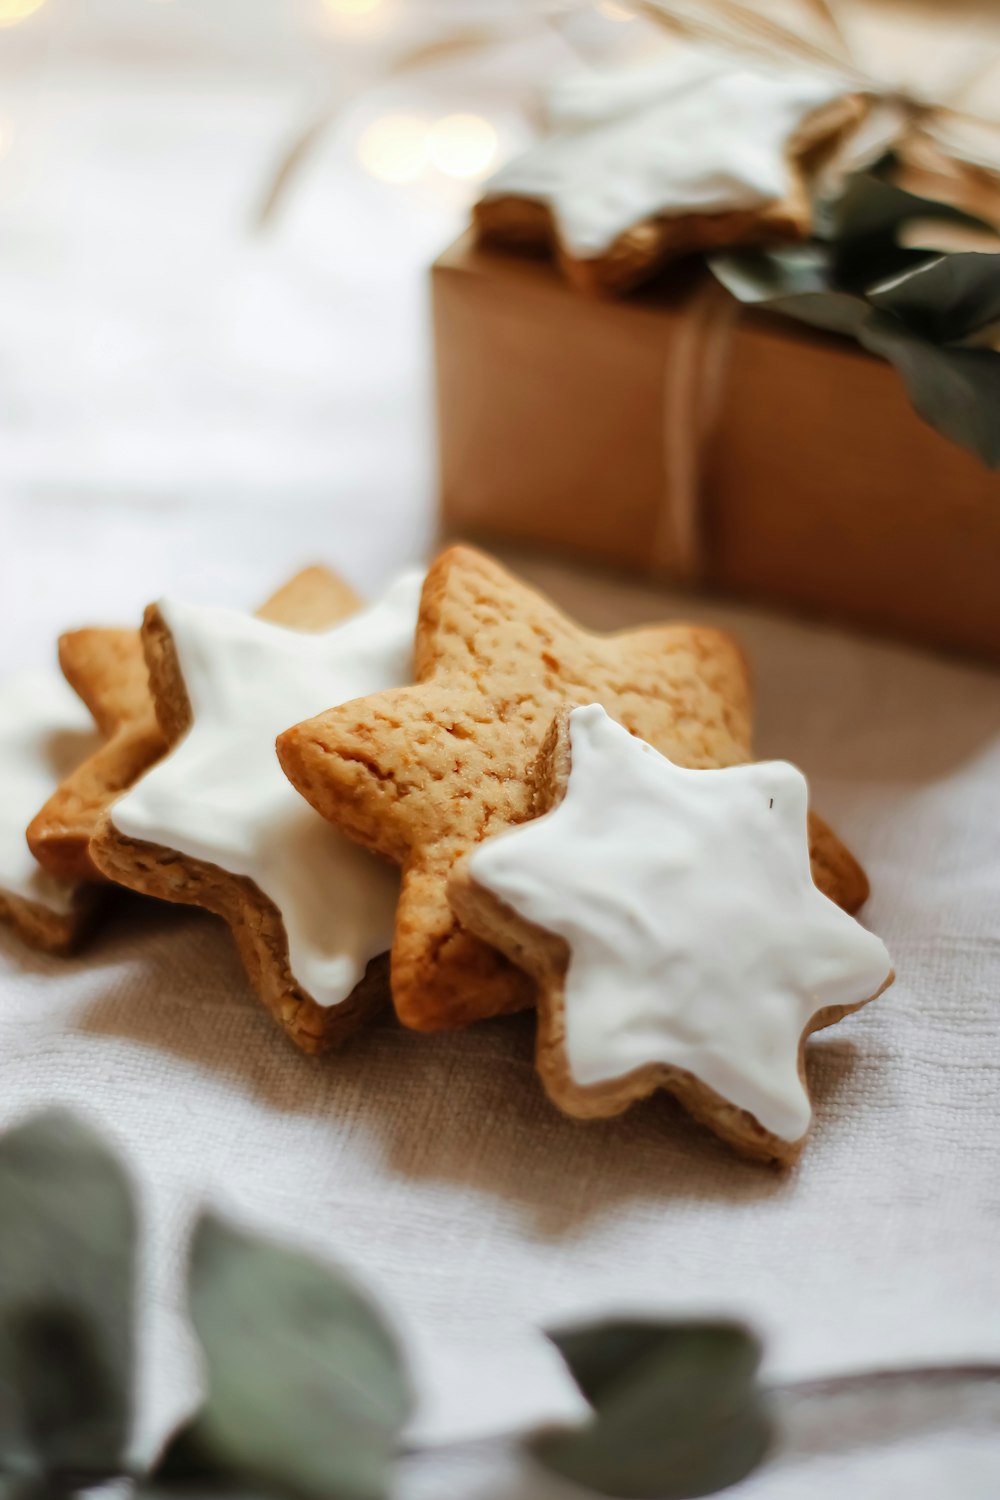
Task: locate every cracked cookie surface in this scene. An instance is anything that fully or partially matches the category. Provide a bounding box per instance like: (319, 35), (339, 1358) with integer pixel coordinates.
(278, 546), (869, 1032)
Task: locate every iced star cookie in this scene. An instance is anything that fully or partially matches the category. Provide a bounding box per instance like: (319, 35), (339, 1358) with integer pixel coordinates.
(0, 672), (102, 952)
(476, 50), (862, 295)
(27, 569), (360, 886)
(90, 569), (423, 1054)
(450, 705), (893, 1163)
(27, 630), (167, 884)
(277, 545), (867, 1034)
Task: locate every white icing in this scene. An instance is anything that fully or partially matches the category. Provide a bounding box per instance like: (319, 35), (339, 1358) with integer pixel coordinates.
(484, 49), (848, 257)
(0, 672), (100, 914)
(111, 573), (423, 1007)
(469, 704), (891, 1142)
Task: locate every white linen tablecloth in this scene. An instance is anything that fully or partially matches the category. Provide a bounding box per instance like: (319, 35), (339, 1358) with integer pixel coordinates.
(1, 35), (999, 1500)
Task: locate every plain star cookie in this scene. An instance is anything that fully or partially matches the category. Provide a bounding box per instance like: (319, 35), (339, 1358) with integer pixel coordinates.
(450, 704), (893, 1163)
(90, 568), (423, 1054)
(475, 49), (863, 295)
(0, 672), (103, 952)
(277, 545), (867, 1034)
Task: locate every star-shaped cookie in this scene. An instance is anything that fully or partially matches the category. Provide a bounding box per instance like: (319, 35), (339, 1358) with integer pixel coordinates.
(0, 672), (102, 952)
(27, 629), (167, 884)
(27, 567), (361, 887)
(450, 704), (893, 1163)
(476, 48), (863, 294)
(277, 545), (868, 1033)
(90, 569), (423, 1053)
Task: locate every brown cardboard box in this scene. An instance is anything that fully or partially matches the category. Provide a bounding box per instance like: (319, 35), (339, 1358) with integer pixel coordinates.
(433, 230), (1000, 662)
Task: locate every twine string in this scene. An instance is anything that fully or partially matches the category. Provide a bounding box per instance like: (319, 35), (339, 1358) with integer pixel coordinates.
(653, 276), (739, 579)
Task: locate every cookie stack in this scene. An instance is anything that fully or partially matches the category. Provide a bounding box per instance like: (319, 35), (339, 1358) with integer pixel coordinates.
(1, 546), (892, 1163)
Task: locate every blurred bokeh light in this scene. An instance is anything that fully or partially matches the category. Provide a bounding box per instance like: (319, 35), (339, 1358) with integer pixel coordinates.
(0, 0), (46, 27)
(357, 111), (429, 183)
(425, 113), (498, 181)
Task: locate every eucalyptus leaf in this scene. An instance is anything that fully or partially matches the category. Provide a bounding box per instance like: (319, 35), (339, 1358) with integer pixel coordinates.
(710, 243), (829, 300)
(140, 1432), (266, 1500)
(0, 1111), (136, 1485)
(815, 171), (989, 288)
(869, 253), (1000, 344)
(178, 1215), (413, 1500)
(529, 1320), (771, 1499)
(142, 1419), (246, 1497)
(711, 211), (1000, 466)
(861, 316), (1000, 468)
(140, 1483), (264, 1500)
(710, 247), (870, 339)
(814, 169), (928, 244)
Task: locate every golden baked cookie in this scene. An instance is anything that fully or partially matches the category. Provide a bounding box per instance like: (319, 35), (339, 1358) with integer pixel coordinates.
(0, 670), (103, 953)
(28, 629), (167, 884)
(0, 883), (99, 954)
(450, 704), (892, 1164)
(28, 567), (361, 886)
(277, 545), (868, 1033)
(90, 566), (419, 1054)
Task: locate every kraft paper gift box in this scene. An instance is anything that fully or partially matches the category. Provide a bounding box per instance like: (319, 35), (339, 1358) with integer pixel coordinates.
(432, 230), (1000, 663)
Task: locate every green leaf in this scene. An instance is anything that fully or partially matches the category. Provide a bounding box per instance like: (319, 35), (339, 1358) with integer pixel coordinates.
(815, 170), (990, 289)
(141, 1420), (250, 1498)
(528, 1320), (771, 1500)
(175, 1215), (413, 1500)
(141, 1416), (293, 1500)
(710, 246), (870, 338)
(0, 1111), (136, 1484)
(711, 234), (1000, 467)
(861, 315), (1000, 468)
(869, 253), (1000, 344)
(710, 242), (830, 300)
